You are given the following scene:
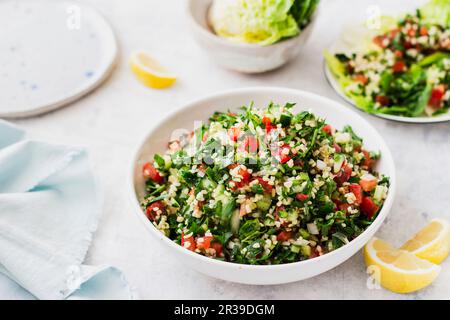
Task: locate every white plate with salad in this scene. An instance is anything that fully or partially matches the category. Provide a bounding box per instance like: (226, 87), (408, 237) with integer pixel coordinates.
(324, 0), (450, 123)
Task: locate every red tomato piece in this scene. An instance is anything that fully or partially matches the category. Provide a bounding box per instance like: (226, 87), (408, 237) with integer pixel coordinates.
(373, 35), (388, 48)
(349, 184), (363, 205)
(228, 126), (241, 142)
(272, 143), (291, 164)
(393, 61), (406, 73)
(407, 28), (416, 37)
(295, 193), (309, 202)
(276, 231), (292, 242)
(238, 135), (259, 153)
(420, 26), (428, 36)
(228, 164), (251, 189)
(375, 95), (390, 106)
(181, 232), (196, 251)
(353, 74), (368, 85)
(333, 143), (342, 153)
(334, 164), (352, 186)
(145, 201), (165, 221)
(428, 85), (446, 109)
(394, 50), (403, 58)
(143, 162), (164, 184)
(361, 150), (374, 169)
(255, 177), (273, 193)
(322, 124), (334, 135)
(196, 235), (213, 250)
(211, 242), (223, 256)
(360, 197), (379, 219)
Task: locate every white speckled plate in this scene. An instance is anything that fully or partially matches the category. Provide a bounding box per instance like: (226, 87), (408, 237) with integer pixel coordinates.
(324, 24), (450, 124)
(0, 0), (118, 118)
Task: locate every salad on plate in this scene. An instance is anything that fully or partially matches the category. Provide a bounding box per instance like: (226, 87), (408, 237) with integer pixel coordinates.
(325, 0), (450, 118)
(140, 102), (390, 265)
(209, 0), (320, 45)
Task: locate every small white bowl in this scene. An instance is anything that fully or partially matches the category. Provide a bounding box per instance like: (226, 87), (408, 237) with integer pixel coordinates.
(129, 87), (396, 285)
(186, 0), (318, 73)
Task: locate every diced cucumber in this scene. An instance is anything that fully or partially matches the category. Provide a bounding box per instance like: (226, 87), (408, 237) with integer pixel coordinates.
(230, 209), (241, 234)
(201, 178), (217, 190)
(373, 185), (388, 202)
(256, 195), (272, 212)
(288, 211), (298, 222)
(291, 245), (301, 253)
(301, 245), (311, 257)
(333, 153), (345, 173)
(299, 228), (310, 240)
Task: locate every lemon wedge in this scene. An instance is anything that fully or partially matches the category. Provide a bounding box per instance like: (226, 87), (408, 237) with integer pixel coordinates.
(364, 237), (441, 293)
(401, 218), (450, 264)
(130, 51), (176, 89)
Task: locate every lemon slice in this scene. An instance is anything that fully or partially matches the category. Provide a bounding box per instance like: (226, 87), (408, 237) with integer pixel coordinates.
(400, 218), (450, 264)
(364, 237), (441, 293)
(129, 51), (176, 89)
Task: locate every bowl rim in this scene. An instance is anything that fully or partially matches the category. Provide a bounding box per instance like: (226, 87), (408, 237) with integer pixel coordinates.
(128, 86), (397, 271)
(185, 0), (319, 50)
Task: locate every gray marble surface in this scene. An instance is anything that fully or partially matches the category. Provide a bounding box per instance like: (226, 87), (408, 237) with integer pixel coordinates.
(11, 0), (450, 299)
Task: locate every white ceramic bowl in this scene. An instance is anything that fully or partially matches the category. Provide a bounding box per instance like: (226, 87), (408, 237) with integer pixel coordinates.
(186, 0), (318, 73)
(129, 87), (396, 285)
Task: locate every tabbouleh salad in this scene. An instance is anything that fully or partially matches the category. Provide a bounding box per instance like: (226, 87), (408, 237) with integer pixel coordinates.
(325, 0), (450, 117)
(140, 103), (390, 265)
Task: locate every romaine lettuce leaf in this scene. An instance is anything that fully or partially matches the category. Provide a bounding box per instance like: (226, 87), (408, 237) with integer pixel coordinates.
(419, 0), (450, 27)
(210, 0), (313, 45)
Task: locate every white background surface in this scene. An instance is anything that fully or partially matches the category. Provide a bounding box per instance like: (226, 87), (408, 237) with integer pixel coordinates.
(8, 0), (450, 299)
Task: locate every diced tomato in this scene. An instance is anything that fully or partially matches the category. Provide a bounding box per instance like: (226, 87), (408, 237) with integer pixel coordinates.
(272, 143), (291, 164)
(361, 150), (374, 169)
(375, 95), (390, 106)
(228, 112), (237, 116)
(334, 199), (350, 213)
(310, 248), (320, 259)
(255, 177), (273, 193)
(394, 50), (403, 58)
(145, 201), (165, 221)
(181, 232), (196, 251)
(392, 61), (406, 73)
(238, 135), (259, 153)
(228, 126), (241, 142)
(407, 28), (416, 37)
(196, 235), (213, 250)
(420, 26), (428, 36)
(428, 85), (446, 109)
(404, 41), (414, 49)
(334, 164), (352, 186)
(295, 193), (309, 202)
(276, 231), (292, 242)
(360, 179), (378, 192)
(373, 35), (388, 48)
(353, 74), (368, 85)
(229, 164), (251, 189)
(389, 28), (400, 39)
(349, 184), (363, 205)
(143, 162), (164, 184)
(333, 143), (342, 153)
(211, 242), (223, 256)
(262, 116), (277, 134)
(360, 197), (379, 219)
(322, 124), (334, 135)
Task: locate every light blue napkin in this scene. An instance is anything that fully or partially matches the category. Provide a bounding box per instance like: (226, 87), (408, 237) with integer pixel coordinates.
(0, 120), (135, 300)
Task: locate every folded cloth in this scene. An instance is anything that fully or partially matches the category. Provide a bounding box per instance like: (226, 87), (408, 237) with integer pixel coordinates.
(0, 120), (135, 300)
